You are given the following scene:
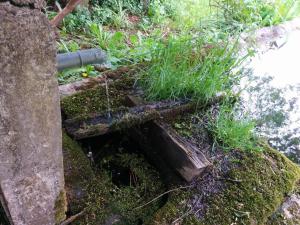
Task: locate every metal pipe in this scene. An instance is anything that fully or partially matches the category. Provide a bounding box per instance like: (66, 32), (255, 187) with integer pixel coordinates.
(57, 48), (107, 71)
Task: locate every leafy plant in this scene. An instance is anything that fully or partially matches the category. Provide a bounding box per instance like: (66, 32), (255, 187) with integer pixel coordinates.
(91, 0), (134, 28)
(58, 65), (98, 84)
(211, 0), (300, 29)
(91, 0), (143, 15)
(89, 23), (112, 49)
(62, 7), (93, 32)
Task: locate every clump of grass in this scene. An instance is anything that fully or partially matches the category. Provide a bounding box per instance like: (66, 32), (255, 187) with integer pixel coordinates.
(140, 36), (246, 102)
(208, 104), (260, 152)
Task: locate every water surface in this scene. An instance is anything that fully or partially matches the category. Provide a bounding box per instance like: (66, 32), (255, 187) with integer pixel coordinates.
(240, 30), (300, 163)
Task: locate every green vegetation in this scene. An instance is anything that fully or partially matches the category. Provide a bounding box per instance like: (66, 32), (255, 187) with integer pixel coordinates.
(51, 0), (300, 152)
(53, 0), (300, 82)
(212, 0), (300, 29)
(200, 144), (300, 225)
(207, 104), (260, 152)
(140, 37), (246, 101)
(53, 1), (300, 223)
(53, 0), (300, 151)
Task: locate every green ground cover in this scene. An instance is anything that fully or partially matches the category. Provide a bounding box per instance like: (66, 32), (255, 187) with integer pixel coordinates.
(53, 2), (300, 224)
(51, 0), (300, 153)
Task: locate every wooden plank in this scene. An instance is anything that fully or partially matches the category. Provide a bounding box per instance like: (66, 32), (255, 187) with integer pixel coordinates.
(146, 122), (211, 182)
(126, 95), (211, 182)
(64, 100), (196, 139)
(59, 65), (141, 98)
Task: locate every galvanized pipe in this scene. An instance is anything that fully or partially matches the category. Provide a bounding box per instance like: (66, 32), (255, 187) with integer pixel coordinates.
(57, 48), (107, 71)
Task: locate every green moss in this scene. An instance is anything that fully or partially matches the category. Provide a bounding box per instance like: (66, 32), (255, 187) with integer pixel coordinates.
(61, 87), (122, 119)
(266, 183), (300, 225)
(61, 76), (135, 119)
(149, 188), (197, 225)
(75, 153), (165, 225)
(62, 132), (94, 182)
(149, 144), (300, 225)
(200, 144), (300, 225)
(54, 190), (67, 224)
(62, 131), (94, 213)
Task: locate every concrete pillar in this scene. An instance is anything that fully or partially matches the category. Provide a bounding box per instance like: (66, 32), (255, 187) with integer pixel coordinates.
(0, 1), (66, 224)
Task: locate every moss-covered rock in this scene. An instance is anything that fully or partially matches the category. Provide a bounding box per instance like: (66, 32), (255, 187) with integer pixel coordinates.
(267, 188), (300, 225)
(150, 144), (300, 225)
(149, 188), (199, 225)
(201, 145), (300, 225)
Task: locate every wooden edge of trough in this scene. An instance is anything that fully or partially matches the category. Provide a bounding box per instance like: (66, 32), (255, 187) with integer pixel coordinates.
(146, 121), (211, 182)
(63, 99), (197, 140)
(126, 95), (211, 182)
(59, 65), (142, 98)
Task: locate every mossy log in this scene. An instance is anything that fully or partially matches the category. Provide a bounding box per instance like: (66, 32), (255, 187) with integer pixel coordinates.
(64, 100), (197, 139)
(59, 65), (141, 98)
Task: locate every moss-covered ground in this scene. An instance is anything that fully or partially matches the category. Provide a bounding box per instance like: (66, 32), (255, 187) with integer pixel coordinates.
(148, 140), (300, 225)
(199, 145), (300, 225)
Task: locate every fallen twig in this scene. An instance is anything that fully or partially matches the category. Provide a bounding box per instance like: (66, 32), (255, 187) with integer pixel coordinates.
(172, 207), (203, 224)
(60, 209), (86, 225)
(134, 185), (193, 210)
(218, 177), (242, 183)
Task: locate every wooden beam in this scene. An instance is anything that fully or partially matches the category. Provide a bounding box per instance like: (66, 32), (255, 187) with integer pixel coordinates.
(64, 100), (196, 139)
(126, 95), (211, 182)
(145, 121), (211, 182)
(59, 65), (141, 98)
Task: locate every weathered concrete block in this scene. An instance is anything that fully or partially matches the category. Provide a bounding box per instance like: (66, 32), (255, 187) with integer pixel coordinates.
(0, 2), (66, 225)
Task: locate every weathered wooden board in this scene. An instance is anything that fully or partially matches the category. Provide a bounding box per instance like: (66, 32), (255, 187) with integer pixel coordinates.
(59, 65), (141, 98)
(64, 100), (196, 139)
(126, 95), (211, 182)
(146, 122), (211, 182)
